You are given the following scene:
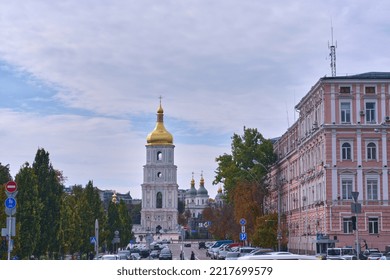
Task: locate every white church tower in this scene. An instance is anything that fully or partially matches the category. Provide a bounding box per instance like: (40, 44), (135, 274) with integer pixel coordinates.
(140, 101), (179, 234)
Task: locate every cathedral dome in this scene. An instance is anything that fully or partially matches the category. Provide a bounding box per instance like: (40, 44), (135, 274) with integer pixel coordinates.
(197, 174), (208, 196)
(186, 176), (197, 196)
(146, 103), (173, 145)
(215, 186), (223, 199)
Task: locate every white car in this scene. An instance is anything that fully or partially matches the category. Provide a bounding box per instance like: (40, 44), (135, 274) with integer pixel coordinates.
(101, 254), (119, 260)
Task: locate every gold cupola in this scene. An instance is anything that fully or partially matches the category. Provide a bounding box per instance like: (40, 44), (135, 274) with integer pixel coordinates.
(146, 101), (173, 145)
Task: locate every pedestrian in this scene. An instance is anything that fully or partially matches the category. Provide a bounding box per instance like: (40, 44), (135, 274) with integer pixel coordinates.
(190, 251), (195, 260)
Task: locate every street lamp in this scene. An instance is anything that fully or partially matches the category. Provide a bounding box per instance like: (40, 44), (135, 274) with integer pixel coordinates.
(252, 159), (283, 251)
(351, 191), (361, 258)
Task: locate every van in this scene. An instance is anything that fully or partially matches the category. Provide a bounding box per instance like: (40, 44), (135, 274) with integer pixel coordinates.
(326, 247), (357, 260)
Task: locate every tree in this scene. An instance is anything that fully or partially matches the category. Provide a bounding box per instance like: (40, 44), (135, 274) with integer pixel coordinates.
(252, 213), (278, 249)
(14, 163), (42, 259)
(107, 201), (120, 252)
(202, 204), (239, 240)
(213, 127), (276, 207)
(32, 148), (64, 258)
(231, 181), (262, 237)
(117, 200), (133, 249)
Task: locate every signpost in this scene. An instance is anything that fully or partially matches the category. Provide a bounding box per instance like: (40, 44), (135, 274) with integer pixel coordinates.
(3, 181), (18, 260)
(239, 218), (247, 244)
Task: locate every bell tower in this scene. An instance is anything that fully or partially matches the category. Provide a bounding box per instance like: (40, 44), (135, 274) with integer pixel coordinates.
(140, 101), (178, 233)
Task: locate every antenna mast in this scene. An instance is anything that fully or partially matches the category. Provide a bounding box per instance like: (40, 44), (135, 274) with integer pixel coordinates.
(328, 22), (337, 77)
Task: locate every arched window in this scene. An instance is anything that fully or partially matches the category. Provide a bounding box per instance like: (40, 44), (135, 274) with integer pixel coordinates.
(367, 142), (377, 160)
(156, 192), (163, 208)
(157, 151), (162, 161)
(342, 143), (351, 160)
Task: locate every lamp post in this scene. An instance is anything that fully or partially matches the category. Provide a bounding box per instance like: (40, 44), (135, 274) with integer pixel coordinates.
(351, 191), (361, 258)
(252, 159), (283, 251)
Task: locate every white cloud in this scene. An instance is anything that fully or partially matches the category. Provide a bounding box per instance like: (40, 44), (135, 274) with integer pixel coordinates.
(1, 0), (390, 198)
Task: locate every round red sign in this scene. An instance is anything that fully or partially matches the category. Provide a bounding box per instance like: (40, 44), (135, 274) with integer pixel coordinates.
(5, 181), (17, 193)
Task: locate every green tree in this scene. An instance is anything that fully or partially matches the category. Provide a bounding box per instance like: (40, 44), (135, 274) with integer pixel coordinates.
(117, 200), (133, 249)
(214, 127), (276, 211)
(78, 181), (106, 257)
(107, 201), (120, 252)
(14, 163), (42, 259)
(32, 148), (64, 258)
(58, 185), (82, 258)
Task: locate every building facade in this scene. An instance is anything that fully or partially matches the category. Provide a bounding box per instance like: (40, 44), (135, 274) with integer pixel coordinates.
(138, 102), (179, 234)
(185, 173), (209, 219)
(270, 72), (390, 254)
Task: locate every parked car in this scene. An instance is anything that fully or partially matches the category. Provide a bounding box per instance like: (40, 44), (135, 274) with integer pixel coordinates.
(150, 250), (160, 259)
(198, 241), (206, 249)
(101, 254), (119, 260)
(367, 253), (383, 260)
(130, 253), (141, 260)
(159, 248), (173, 260)
(118, 250), (131, 260)
(362, 248), (380, 259)
(225, 252), (241, 260)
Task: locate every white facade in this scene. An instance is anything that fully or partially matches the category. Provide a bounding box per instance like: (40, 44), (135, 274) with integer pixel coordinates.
(138, 103), (179, 234)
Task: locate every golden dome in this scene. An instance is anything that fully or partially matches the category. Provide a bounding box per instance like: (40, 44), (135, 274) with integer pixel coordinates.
(146, 102), (173, 145)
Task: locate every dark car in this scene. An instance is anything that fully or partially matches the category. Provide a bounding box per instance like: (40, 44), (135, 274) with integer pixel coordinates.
(150, 250), (160, 259)
(198, 242), (206, 249)
(184, 243), (191, 247)
(159, 248), (172, 260)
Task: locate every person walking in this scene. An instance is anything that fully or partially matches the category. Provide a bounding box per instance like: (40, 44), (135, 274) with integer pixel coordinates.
(190, 251), (195, 260)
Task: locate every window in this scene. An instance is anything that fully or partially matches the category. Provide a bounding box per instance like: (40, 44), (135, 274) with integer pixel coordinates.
(365, 86), (376, 94)
(367, 142), (377, 160)
(342, 143), (352, 160)
(157, 151), (162, 161)
(343, 217), (353, 234)
(340, 102), (351, 123)
(340, 86), (351, 94)
(366, 179), (378, 200)
(341, 179), (353, 200)
(368, 217), (379, 234)
(156, 192), (162, 208)
(365, 102), (376, 123)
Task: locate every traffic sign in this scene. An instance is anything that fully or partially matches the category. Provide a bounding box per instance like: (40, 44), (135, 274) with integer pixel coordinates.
(4, 207), (16, 216)
(5, 197), (16, 209)
(239, 232), (247, 241)
(90, 237), (97, 244)
(5, 181), (17, 194)
(241, 226), (246, 233)
(239, 218), (247, 226)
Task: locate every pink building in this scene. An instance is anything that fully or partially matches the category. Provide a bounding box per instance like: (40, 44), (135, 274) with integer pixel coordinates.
(270, 72), (390, 255)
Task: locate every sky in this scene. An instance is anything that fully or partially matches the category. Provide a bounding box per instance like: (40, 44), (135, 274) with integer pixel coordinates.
(1, 0), (390, 200)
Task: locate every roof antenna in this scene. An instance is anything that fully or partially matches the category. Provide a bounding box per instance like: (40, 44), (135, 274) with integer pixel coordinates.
(328, 20), (337, 77)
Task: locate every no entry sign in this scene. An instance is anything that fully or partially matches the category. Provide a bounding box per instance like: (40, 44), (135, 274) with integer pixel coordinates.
(5, 181), (17, 194)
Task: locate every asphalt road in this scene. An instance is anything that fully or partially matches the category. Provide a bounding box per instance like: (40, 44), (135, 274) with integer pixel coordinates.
(168, 241), (209, 260)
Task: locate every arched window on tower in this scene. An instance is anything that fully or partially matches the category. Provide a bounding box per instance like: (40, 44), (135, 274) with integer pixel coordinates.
(156, 192), (163, 208)
(157, 151), (162, 161)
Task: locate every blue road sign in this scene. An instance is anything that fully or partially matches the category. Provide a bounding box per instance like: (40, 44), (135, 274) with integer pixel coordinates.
(5, 197), (16, 209)
(239, 218), (247, 226)
(90, 237), (96, 244)
(239, 232), (247, 241)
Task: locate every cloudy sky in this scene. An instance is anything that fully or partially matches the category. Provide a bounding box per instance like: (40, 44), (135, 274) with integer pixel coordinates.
(1, 0), (390, 199)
